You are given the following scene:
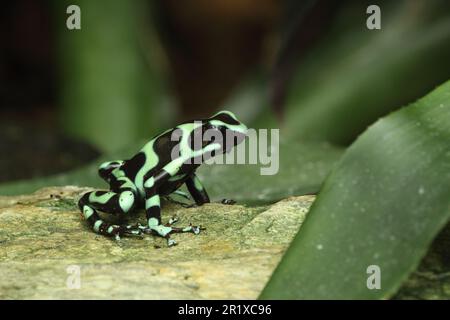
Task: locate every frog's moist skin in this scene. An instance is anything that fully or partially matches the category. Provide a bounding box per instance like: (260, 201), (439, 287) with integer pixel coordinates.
(78, 111), (248, 246)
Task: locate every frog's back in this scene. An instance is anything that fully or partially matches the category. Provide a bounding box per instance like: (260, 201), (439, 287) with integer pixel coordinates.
(121, 129), (177, 197)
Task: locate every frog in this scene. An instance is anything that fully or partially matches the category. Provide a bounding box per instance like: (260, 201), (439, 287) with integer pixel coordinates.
(78, 110), (248, 246)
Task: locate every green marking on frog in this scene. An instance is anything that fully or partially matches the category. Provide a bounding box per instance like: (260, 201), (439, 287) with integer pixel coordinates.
(119, 191), (135, 213)
(93, 220), (103, 233)
(83, 205), (94, 219)
(89, 191), (116, 204)
(145, 194), (160, 210)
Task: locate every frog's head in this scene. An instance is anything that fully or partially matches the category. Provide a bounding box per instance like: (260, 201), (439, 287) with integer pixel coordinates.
(206, 110), (248, 154)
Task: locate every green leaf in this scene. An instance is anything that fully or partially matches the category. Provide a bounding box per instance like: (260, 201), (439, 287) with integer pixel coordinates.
(197, 141), (343, 205)
(55, 0), (171, 152)
(260, 80), (450, 299)
(0, 141), (343, 206)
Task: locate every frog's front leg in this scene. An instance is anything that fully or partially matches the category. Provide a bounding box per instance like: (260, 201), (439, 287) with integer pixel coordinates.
(185, 173), (210, 205)
(162, 173), (209, 209)
(143, 172), (201, 247)
(185, 173), (235, 206)
(78, 189), (140, 239)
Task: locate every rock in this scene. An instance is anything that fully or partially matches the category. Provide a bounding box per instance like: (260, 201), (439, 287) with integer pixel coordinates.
(0, 186), (314, 299)
(394, 222), (450, 300)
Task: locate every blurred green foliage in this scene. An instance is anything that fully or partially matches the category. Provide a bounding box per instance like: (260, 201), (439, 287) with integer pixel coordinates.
(52, 0), (450, 150)
(55, 0), (171, 152)
(253, 0), (450, 145)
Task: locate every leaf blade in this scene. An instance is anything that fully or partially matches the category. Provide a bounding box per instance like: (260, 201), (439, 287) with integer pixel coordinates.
(260, 80), (450, 299)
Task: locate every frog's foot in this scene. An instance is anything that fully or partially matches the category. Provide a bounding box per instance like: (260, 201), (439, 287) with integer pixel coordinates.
(221, 198), (236, 205)
(165, 236), (177, 247)
(143, 224), (204, 236)
(165, 216), (179, 226)
(143, 223), (204, 246)
(122, 223), (146, 237)
(170, 224), (204, 235)
(109, 223), (145, 241)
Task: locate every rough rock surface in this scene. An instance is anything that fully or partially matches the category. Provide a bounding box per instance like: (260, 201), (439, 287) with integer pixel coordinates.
(0, 186), (314, 299)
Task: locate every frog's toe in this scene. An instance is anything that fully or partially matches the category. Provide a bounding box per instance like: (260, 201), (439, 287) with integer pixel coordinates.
(221, 199), (236, 205)
(145, 225), (173, 237)
(167, 216), (179, 225)
(167, 238), (177, 247)
(179, 224), (204, 235)
(192, 226), (201, 235)
(141, 223), (204, 241)
(120, 224), (145, 238)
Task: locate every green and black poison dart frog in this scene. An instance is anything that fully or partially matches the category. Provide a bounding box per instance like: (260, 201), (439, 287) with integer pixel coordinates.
(78, 111), (247, 246)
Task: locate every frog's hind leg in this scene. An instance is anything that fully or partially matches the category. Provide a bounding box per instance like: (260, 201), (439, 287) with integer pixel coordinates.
(78, 190), (140, 239)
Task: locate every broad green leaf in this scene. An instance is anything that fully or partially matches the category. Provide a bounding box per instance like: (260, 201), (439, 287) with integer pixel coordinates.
(197, 141), (343, 205)
(260, 80), (450, 299)
(0, 141), (343, 206)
